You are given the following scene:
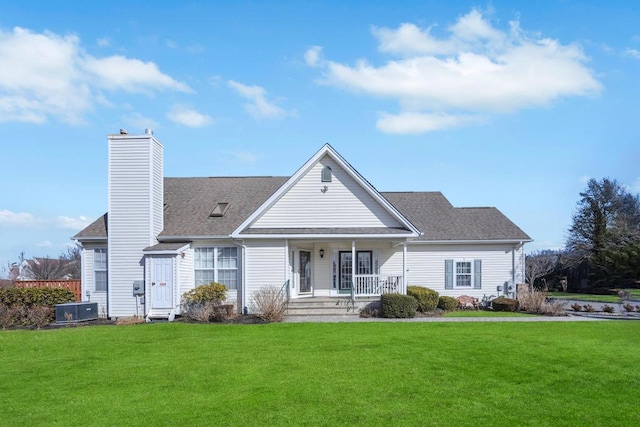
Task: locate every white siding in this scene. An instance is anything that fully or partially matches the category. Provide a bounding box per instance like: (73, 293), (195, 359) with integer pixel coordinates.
(244, 240), (286, 312)
(178, 247), (194, 304)
(108, 136), (163, 317)
(251, 155), (402, 229)
(407, 244), (522, 299)
(80, 243), (108, 317)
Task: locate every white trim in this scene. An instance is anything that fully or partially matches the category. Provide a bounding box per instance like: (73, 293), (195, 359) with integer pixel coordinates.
(231, 144), (421, 238)
(235, 233), (415, 239)
(143, 243), (191, 255)
(410, 239), (532, 245)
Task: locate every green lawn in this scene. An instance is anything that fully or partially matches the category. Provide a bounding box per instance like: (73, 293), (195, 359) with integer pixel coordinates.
(548, 289), (640, 303)
(1, 322), (639, 426)
(443, 310), (535, 317)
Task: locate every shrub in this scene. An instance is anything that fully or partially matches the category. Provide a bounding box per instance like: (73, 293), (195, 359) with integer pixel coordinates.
(623, 303), (634, 312)
(381, 294), (417, 318)
(518, 287), (547, 312)
(636, 305), (640, 313)
(407, 286), (439, 312)
(26, 306), (53, 329)
(359, 304), (379, 318)
(602, 305), (615, 313)
(492, 297), (519, 312)
(437, 296), (457, 311)
(583, 304), (595, 313)
(0, 287), (74, 308)
(182, 282), (227, 306)
(571, 303), (583, 312)
(456, 295), (478, 310)
(251, 286), (288, 322)
(0, 305), (25, 329)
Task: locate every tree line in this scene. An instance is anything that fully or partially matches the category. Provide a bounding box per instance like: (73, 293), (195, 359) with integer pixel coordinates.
(526, 178), (640, 292)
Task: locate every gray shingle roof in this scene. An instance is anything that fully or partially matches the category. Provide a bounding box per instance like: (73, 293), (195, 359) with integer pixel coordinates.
(73, 213), (108, 239)
(160, 177), (288, 237)
(241, 227), (413, 235)
(381, 192), (530, 241)
(74, 180), (530, 242)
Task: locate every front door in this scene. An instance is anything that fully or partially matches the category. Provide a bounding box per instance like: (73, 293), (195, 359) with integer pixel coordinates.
(151, 257), (173, 309)
(299, 251), (312, 294)
(339, 251), (373, 291)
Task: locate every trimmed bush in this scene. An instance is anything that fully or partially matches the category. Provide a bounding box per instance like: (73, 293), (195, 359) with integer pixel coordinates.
(381, 294), (417, 318)
(181, 282), (232, 322)
(437, 296), (457, 311)
(182, 282), (227, 305)
(492, 297), (519, 312)
(407, 286), (439, 312)
(0, 287), (74, 308)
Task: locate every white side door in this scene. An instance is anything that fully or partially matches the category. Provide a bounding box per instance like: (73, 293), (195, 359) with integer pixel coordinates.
(151, 257), (173, 309)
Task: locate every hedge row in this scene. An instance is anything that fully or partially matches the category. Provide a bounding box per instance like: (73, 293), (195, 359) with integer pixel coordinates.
(0, 287), (75, 307)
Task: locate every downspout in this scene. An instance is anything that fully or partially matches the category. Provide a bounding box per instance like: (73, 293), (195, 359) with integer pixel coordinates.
(511, 245), (516, 298)
(285, 239), (290, 297)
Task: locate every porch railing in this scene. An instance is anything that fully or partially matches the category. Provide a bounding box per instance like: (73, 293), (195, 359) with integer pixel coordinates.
(352, 274), (404, 297)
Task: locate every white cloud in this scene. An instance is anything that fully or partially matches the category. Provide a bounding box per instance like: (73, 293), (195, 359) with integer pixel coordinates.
(0, 210), (38, 226)
(167, 104), (212, 127)
(304, 46), (323, 67)
(311, 9), (602, 134)
(228, 80), (287, 120)
(82, 55), (191, 94)
(97, 37), (110, 47)
(228, 150), (258, 162)
(56, 215), (92, 230)
(376, 112), (483, 134)
(36, 240), (52, 248)
(628, 177), (640, 194)
(0, 27), (191, 124)
(580, 175), (591, 185)
(626, 48), (640, 59)
(123, 111), (160, 130)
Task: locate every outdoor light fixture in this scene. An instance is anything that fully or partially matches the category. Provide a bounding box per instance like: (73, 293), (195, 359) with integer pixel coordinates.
(319, 248), (325, 258)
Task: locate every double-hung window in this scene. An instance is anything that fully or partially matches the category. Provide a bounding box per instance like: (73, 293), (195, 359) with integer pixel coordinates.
(445, 259), (481, 289)
(455, 261), (472, 287)
(194, 247), (238, 289)
(94, 248), (108, 292)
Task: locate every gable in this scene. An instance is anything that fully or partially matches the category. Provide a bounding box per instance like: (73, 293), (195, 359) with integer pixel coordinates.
(249, 154), (404, 230)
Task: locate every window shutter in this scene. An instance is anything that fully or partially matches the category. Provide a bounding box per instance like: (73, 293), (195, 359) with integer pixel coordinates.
(474, 259), (482, 289)
(373, 251), (379, 275)
(445, 259), (453, 290)
(332, 251), (338, 289)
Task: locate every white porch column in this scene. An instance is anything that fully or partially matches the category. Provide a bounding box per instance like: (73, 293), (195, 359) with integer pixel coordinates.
(403, 240), (407, 294)
(351, 240), (356, 288)
(285, 239), (290, 294)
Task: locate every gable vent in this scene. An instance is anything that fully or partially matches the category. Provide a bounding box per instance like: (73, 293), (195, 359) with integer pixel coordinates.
(210, 202), (230, 217)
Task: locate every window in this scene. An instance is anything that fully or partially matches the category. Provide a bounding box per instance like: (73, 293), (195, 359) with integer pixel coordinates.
(94, 248), (108, 292)
(209, 202), (229, 217)
(445, 259), (481, 290)
(194, 247), (238, 289)
(455, 261), (472, 287)
(321, 165), (332, 182)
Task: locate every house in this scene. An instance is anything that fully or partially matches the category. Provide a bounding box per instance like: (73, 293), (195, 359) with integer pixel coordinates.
(73, 131), (531, 319)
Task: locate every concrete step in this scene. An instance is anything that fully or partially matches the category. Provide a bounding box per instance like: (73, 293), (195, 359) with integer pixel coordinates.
(286, 297), (378, 317)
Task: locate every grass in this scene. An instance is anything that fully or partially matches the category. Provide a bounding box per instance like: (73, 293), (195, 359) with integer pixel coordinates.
(1, 322), (639, 426)
(548, 289), (640, 303)
(443, 310), (535, 317)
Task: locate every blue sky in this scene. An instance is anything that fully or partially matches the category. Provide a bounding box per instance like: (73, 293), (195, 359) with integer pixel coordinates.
(1, 0), (639, 276)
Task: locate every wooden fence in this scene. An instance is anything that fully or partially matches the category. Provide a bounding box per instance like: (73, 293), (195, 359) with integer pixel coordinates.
(14, 280), (82, 302)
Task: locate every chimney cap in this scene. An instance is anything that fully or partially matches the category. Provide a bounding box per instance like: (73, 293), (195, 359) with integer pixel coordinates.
(145, 128), (153, 135)
(119, 128), (128, 135)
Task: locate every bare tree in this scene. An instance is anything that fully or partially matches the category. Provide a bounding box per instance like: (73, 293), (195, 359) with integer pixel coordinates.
(60, 245), (81, 279)
(525, 251), (558, 290)
(23, 257), (69, 280)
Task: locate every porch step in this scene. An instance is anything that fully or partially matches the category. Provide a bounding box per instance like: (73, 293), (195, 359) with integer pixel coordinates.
(286, 297), (379, 317)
